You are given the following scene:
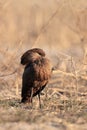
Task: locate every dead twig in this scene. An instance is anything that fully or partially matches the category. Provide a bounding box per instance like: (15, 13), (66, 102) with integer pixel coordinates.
(0, 70), (17, 77)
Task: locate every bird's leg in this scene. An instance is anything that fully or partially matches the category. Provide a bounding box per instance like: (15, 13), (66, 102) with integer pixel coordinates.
(38, 93), (42, 109)
(30, 87), (33, 107)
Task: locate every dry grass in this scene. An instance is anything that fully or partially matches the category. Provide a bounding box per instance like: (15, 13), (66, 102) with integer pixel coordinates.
(0, 59), (87, 130)
(0, 0), (87, 130)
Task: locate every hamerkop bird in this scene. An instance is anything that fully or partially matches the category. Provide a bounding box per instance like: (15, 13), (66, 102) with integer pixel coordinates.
(20, 48), (52, 108)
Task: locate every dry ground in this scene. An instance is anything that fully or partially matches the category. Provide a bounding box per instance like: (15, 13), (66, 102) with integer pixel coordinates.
(0, 69), (87, 130)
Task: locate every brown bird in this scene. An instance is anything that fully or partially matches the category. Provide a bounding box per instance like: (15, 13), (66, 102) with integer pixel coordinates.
(21, 48), (52, 108)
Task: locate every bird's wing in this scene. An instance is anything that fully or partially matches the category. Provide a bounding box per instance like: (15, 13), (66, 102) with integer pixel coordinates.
(21, 64), (49, 98)
(21, 65), (35, 98)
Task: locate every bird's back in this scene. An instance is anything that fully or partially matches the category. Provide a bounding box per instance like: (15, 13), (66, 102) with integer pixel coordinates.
(21, 56), (52, 102)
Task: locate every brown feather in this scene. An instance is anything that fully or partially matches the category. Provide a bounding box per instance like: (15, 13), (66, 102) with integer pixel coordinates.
(21, 48), (52, 104)
(21, 48), (45, 65)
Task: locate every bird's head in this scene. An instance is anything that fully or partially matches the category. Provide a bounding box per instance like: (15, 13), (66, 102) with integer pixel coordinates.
(21, 48), (45, 65)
